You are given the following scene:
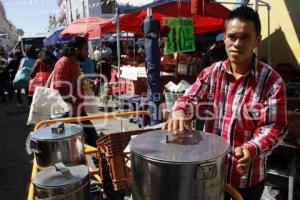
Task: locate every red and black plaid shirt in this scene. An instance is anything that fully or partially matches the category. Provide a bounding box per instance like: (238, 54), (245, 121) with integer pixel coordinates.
(174, 57), (287, 188)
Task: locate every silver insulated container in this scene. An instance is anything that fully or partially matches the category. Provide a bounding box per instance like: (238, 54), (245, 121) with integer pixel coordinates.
(28, 122), (86, 169)
(130, 130), (230, 200)
(33, 162), (90, 200)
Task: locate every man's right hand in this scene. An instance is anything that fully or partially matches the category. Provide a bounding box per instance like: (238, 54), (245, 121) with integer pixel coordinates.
(162, 109), (193, 135)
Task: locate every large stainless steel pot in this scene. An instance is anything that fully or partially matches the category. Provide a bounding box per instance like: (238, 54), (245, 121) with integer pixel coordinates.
(130, 130), (230, 200)
(33, 162), (90, 200)
(27, 122), (86, 169)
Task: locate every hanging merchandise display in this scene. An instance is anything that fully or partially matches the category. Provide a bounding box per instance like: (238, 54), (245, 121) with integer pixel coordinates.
(142, 9), (162, 126)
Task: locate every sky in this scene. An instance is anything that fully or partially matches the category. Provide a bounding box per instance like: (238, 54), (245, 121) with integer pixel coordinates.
(1, 0), (59, 36)
(1, 0), (165, 35)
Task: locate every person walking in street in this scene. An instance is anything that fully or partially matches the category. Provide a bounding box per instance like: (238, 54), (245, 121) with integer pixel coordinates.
(79, 56), (96, 76)
(15, 45), (38, 107)
(101, 43), (112, 59)
(7, 49), (23, 84)
(31, 48), (57, 78)
(163, 6), (287, 200)
(5, 49), (23, 103)
(0, 48), (14, 102)
(28, 48), (57, 97)
(53, 36), (99, 147)
(93, 46), (101, 63)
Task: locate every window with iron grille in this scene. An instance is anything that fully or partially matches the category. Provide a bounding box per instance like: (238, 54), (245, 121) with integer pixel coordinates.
(101, 0), (113, 14)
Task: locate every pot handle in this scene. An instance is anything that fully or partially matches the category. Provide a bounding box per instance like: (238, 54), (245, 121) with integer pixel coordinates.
(25, 132), (41, 155)
(25, 132), (34, 155)
(51, 122), (65, 135)
(196, 162), (217, 180)
(55, 162), (71, 179)
(30, 139), (41, 154)
(165, 130), (201, 145)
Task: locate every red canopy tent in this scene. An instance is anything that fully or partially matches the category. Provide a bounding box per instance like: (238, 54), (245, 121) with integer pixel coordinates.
(191, 0), (229, 16)
(152, 0), (229, 18)
(87, 1), (229, 38)
(61, 17), (111, 38)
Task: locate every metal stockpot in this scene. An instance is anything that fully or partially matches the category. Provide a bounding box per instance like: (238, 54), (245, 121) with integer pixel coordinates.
(33, 162), (90, 200)
(130, 130), (230, 200)
(27, 122), (86, 169)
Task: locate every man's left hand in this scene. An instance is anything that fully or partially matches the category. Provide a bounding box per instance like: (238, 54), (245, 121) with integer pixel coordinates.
(234, 146), (252, 175)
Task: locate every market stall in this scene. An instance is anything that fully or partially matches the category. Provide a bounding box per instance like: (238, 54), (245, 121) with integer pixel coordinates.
(92, 0), (230, 108)
(57, 1), (230, 102)
(27, 111), (245, 200)
(27, 111), (150, 200)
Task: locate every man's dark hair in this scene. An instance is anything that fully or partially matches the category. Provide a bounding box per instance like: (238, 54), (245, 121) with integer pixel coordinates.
(26, 45), (38, 59)
(40, 48), (57, 64)
(225, 5), (261, 35)
(13, 49), (23, 60)
(62, 36), (87, 57)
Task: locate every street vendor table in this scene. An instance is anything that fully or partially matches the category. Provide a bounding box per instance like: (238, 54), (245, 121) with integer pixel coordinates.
(120, 65), (178, 95)
(27, 111), (244, 200)
(27, 111), (149, 200)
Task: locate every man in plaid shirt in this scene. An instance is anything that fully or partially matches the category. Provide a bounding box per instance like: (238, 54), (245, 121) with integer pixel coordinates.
(163, 6), (287, 200)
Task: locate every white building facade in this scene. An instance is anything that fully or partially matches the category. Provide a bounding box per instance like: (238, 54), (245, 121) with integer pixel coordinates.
(0, 2), (18, 51)
(57, 0), (114, 26)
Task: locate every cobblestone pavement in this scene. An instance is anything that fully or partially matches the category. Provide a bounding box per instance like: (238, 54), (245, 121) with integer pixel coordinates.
(0, 95), (33, 200)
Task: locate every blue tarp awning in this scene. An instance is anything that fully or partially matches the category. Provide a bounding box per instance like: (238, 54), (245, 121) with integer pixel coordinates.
(43, 26), (73, 47)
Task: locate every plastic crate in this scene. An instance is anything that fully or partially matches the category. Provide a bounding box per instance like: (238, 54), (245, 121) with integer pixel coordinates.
(96, 129), (157, 191)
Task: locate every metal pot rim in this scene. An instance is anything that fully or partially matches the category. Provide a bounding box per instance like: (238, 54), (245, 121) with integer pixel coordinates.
(31, 132), (83, 142)
(33, 165), (89, 188)
(131, 150), (228, 164)
(34, 176), (90, 188)
(31, 123), (83, 141)
(34, 178), (90, 199)
(130, 130), (230, 163)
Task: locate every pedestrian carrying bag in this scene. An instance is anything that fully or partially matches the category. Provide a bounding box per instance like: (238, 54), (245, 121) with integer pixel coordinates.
(13, 58), (35, 89)
(28, 65), (51, 96)
(27, 72), (70, 125)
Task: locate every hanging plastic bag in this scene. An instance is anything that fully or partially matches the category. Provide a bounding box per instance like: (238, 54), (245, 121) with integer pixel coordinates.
(27, 73), (70, 125)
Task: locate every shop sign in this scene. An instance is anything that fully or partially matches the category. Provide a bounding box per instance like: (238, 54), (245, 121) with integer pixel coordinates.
(163, 17), (195, 54)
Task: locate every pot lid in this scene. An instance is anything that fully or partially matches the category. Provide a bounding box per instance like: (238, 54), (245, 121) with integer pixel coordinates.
(31, 122), (83, 140)
(33, 163), (89, 187)
(130, 130), (230, 163)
